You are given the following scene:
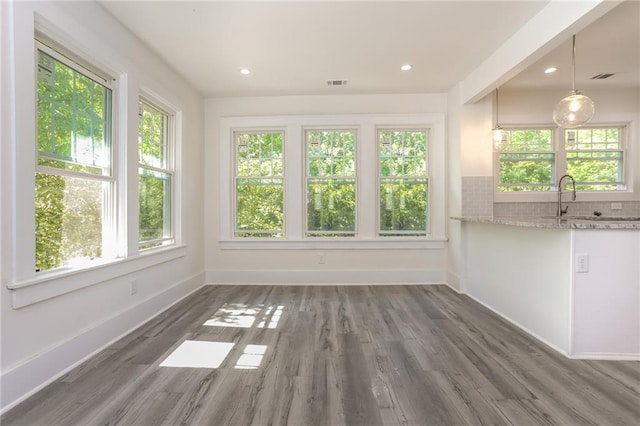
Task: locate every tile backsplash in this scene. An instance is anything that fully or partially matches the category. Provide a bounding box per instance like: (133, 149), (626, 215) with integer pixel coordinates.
(461, 176), (493, 217)
(493, 201), (640, 218)
(461, 176), (640, 218)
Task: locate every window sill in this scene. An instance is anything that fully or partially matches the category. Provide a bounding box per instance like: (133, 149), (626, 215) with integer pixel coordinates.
(219, 238), (446, 250)
(7, 245), (187, 308)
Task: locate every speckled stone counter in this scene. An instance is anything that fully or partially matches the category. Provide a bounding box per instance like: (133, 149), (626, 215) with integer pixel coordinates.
(451, 216), (640, 230)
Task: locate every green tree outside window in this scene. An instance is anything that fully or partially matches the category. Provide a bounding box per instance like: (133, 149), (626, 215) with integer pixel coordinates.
(235, 132), (284, 237)
(35, 46), (111, 271)
(138, 101), (173, 249)
(306, 130), (356, 237)
(378, 130), (428, 236)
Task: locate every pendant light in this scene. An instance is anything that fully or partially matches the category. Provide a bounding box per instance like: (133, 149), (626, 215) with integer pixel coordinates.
(492, 88), (510, 150)
(552, 35), (595, 128)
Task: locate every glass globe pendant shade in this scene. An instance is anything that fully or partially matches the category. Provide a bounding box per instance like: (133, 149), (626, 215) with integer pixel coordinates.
(553, 90), (595, 128)
(492, 126), (510, 151)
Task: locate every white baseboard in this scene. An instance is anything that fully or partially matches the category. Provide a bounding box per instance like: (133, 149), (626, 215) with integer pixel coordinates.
(460, 290), (640, 361)
(206, 268), (445, 285)
(0, 272), (205, 415)
(568, 353), (640, 361)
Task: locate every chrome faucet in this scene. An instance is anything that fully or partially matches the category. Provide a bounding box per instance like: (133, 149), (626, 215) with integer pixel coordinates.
(557, 174), (576, 217)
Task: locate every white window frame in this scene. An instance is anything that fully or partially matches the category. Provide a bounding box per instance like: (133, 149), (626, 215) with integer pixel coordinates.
(218, 114), (447, 250)
(303, 127), (358, 238)
(6, 27), (187, 308)
(137, 96), (176, 250)
(493, 126), (556, 195)
(376, 127), (430, 237)
(494, 123), (635, 202)
(561, 125), (627, 192)
(232, 129), (286, 238)
(34, 39), (118, 270)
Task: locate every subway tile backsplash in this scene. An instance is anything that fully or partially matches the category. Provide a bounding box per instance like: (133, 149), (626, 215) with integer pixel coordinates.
(461, 176), (640, 218)
(461, 176), (493, 217)
(493, 201), (640, 218)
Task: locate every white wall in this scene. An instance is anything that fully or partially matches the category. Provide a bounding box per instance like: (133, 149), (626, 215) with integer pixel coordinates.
(460, 95), (493, 177)
(1, 1), (204, 412)
(462, 222), (573, 354)
(499, 87), (639, 125)
(572, 230), (640, 358)
(446, 84), (464, 290)
(205, 94), (449, 285)
(462, 222), (640, 359)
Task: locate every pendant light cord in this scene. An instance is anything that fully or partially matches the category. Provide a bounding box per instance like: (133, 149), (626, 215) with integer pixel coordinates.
(495, 87), (499, 125)
(571, 34), (576, 92)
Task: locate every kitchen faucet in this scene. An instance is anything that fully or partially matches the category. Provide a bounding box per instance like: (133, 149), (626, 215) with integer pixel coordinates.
(557, 174), (576, 217)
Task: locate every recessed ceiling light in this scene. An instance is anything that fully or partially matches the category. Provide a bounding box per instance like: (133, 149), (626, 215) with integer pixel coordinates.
(544, 67), (557, 74)
(401, 64), (412, 71)
(240, 68), (251, 75)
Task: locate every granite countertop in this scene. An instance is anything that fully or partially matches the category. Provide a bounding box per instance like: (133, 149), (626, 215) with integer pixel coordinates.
(451, 216), (640, 230)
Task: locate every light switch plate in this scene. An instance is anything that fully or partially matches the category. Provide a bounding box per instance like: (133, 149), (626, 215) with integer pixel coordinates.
(576, 254), (589, 273)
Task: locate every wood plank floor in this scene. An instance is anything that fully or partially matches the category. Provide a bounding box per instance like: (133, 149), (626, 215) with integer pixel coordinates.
(3, 285), (639, 425)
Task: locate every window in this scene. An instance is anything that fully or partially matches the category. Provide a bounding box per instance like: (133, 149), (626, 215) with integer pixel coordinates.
(565, 127), (625, 191)
(378, 129), (428, 236)
(35, 42), (114, 272)
(497, 129), (554, 192)
(138, 100), (174, 250)
(495, 126), (628, 195)
(305, 129), (356, 237)
(234, 131), (284, 237)
(220, 114), (446, 245)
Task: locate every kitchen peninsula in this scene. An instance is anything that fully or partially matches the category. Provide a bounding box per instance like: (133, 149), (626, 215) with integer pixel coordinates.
(454, 216), (640, 360)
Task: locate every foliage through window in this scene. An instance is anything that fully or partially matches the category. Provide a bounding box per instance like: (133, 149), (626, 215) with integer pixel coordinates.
(378, 129), (428, 236)
(496, 126), (627, 194)
(565, 127), (625, 191)
(138, 100), (174, 250)
(35, 43), (113, 272)
(497, 129), (554, 192)
(235, 132), (284, 237)
(306, 130), (356, 237)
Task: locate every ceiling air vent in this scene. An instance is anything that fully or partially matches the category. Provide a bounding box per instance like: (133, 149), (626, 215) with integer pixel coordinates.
(326, 79), (348, 86)
(591, 73), (615, 80)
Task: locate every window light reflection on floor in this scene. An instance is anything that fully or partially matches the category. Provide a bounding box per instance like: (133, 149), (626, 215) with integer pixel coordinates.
(257, 305), (284, 329)
(235, 345), (268, 369)
(159, 340), (235, 368)
(204, 303), (285, 329)
(202, 303), (262, 328)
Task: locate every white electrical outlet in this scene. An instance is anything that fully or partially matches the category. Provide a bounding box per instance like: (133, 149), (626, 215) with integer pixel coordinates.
(318, 253), (326, 264)
(576, 254), (589, 273)
(130, 279), (137, 295)
(611, 202), (622, 210)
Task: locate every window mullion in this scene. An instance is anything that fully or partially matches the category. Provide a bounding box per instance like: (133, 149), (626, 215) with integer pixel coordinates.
(139, 163), (173, 175)
(36, 165), (114, 182)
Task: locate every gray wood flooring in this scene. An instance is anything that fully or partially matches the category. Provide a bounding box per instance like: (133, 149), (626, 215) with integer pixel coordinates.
(3, 285), (639, 425)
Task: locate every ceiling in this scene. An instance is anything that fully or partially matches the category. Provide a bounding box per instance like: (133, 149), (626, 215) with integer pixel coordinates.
(503, 0), (639, 92)
(99, 1), (638, 98)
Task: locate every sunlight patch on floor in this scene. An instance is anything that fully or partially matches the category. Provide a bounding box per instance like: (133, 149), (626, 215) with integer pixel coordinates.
(203, 303), (262, 328)
(204, 303), (285, 329)
(235, 344), (268, 369)
(159, 340), (235, 368)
